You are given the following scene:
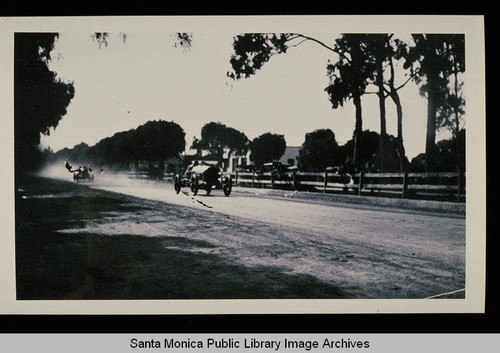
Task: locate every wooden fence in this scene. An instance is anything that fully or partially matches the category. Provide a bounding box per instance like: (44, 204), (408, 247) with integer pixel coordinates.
(125, 171), (175, 182)
(125, 169), (465, 202)
(232, 170), (465, 202)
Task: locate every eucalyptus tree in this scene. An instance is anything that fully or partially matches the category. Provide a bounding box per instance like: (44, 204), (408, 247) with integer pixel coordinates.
(369, 34), (390, 172)
(384, 37), (415, 172)
(228, 33), (378, 171)
(91, 32), (191, 50)
(404, 34), (465, 171)
(363, 34), (415, 172)
(324, 34), (378, 170)
(436, 35), (466, 173)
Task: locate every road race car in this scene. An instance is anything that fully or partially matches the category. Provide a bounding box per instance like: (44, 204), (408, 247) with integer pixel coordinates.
(174, 161), (232, 196)
(65, 161), (94, 182)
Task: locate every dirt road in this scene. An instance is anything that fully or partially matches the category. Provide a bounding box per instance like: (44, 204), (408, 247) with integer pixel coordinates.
(16, 171), (465, 300)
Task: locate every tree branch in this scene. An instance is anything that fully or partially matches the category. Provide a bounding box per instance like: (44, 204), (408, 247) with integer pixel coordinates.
(395, 74), (415, 91)
(289, 33), (337, 53)
(287, 33), (349, 62)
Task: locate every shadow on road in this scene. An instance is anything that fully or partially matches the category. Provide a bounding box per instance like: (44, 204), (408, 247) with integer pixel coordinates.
(15, 175), (347, 300)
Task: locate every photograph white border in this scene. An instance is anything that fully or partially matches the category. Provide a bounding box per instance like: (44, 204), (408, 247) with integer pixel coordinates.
(0, 15), (486, 315)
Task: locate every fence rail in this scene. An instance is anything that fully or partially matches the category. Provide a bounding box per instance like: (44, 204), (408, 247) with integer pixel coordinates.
(124, 169), (465, 203)
(125, 171), (175, 182)
(232, 169), (465, 202)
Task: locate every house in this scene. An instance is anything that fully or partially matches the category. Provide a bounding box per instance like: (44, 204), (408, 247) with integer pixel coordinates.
(226, 150), (251, 173)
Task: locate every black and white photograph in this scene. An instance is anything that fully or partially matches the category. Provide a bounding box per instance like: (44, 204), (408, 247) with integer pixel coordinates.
(0, 15), (486, 316)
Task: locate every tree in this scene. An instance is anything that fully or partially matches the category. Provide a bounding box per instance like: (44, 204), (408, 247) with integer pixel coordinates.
(228, 32), (417, 173)
(53, 120), (186, 175)
(297, 129), (341, 172)
(341, 130), (379, 172)
(90, 136), (115, 166)
(361, 34), (396, 173)
(133, 120), (186, 176)
(436, 36), (466, 174)
(227, 33), (289, 80)
(325, 34), (377, 170)
(404, 34), (465, 171)
(385, 37), (415, 172)
(191, 122), (249, 162)
(51, 143), (91, 166)
(111, 130), (137, 167)
(361, 34), (416, 173)
(91, 32), (191, 50)
(409, 130), (465, 173)
(230, 33), (381, 166)
(225, 126), (250, 157)
(337, 129), (401, 173)
(249, 133), (286, 167)
(435, 131), (466, 172)
(69, 142), (91, 163)
(370, 35), (390, 172)
(15, 33), (75, 173)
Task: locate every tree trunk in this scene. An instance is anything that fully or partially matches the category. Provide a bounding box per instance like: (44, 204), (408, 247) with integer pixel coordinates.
(452, 70), (463, 176)
(148, 160), (154, 178)
(453, 97), (463, 202)
(158, 159), (165, 180)
(387, 56), (407, 172)
(376, 59), (388, 172)
(425, 76), (438, 172)
(352, 91), (363, 170)
(350, 38), (364, 171)
(390, 91), (407, 172)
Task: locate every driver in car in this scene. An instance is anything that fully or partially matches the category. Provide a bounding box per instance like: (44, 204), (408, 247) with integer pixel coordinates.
(183, 160), (199, 179)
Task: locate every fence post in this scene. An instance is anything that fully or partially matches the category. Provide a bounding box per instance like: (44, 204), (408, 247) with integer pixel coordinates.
(271, 172), (275, 189)
(252, 171), (255, 188)
(323, 170), (328, 193)
(402, 169), (408, 199)
(358, 171), (363, 196)
(235, 170), (238, 187)
(457, 167), (462, 203)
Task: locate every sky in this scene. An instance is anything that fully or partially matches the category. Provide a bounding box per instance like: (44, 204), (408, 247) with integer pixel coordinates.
(39, 31), (443, 160)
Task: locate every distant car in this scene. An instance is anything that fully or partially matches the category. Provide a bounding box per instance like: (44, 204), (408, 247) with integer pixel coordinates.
(258, 162), (299, 189)
(73, 165), (94, 182)
(261, 162), (298, 175)
(174, 162), (232, 196)
(65, 162), (94, 182)
(236, 162), (298, 175)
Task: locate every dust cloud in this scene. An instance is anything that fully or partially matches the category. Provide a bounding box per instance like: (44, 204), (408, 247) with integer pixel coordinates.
(36, 161), (171, 193)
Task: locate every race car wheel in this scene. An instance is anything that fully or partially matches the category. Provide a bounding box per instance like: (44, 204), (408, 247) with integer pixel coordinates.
(174, 175), (181, 194)
(190, 176), (199, 196)
(223, 177), (232, 197)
